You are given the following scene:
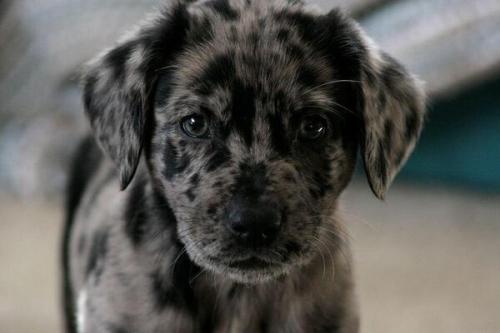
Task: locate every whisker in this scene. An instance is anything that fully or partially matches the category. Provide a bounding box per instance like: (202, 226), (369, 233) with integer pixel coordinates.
(155, 65), (179, 73)
(310, 236), (328, 281)
(302, 79), (360, 96)
(189, 268), (207, 285)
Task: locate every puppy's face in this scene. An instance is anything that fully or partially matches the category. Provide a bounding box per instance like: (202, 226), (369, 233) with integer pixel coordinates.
(84, 0), (425, 283)
(150, 26), (359, 282)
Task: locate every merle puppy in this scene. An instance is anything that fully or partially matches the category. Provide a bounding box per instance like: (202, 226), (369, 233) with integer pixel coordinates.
(63, 0), (425, 332)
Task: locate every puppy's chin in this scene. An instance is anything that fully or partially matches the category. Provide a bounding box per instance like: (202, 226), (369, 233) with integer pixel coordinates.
(185, 248), (291, 284)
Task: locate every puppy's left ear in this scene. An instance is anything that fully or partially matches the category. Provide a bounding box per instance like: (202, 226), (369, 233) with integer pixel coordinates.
(83, 2), (190, 190)
(359, 40), (426, 199)
(311, 9), (425, 199)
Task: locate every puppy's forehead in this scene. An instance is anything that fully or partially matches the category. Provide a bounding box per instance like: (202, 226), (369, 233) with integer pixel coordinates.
(172, 2), (335, 117)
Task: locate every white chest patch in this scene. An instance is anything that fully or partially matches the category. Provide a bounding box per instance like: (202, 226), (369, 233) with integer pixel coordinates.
(76, 289), (88, 333)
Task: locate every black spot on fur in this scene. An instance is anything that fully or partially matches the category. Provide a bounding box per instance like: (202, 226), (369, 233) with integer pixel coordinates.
(285, 241), (301, 255)
(65, 137), (102, 231)
(185, 173), (200, 201)
(231, 80), (256, 147)
(207, 0), (239, 20)
(205, 145), (231, 172)
(207, 206), (217, 216)
(142, 2), (190, 73)
(125, 181), (178, 246)
(86, 227), (110, 283)
(150, 250), (199, 312)
(196, 53), (235, 95)
(275, 10), (316, 42)
(377, 88), (387, 112)
(190, 173), (200, 186)
(124, 180), (148, 246)
(105, 40), (138, 83)
(189, 16), (214, 45)
(285, 42), (306, 60)
(163, 140), (178, 180)
(380, 55), (405, 89)
(364, 61), (378, 83)
(376, 141), (388, 185)
(82, 74), (98, 119)
(283, 171), (296, 183)
(107, 324), (129, 333)
(155, 72), (176, 109)
(383, 119), (393, 152)
(163, 140), (190, 180)
(316, 11), (364, 81)
(248, 31), (260, 46)
(258, 316), (271, 333)
(233, 162), (268, 200)
(276, 28), (290, 42)
(309, 161), (333, 199)
(311, 318), (341, 333)
(229, 24), (238, 42)
(185, 188), (196, 201)
(151, 187), (179, 229)
(268, 111), (290, 155)
(177, 154), (190, 173)
(200, 316), (219, 333)
(279, 9), (364, 83)
(151, 270), (182, 310)
(405, 108), (419, 142)
(297, 64), (320, 88)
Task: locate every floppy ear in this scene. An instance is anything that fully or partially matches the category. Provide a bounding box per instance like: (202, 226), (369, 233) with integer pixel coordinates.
(83, 2), (189, 190)
(314, 9), (425, 199)
(359, 39), (426, 199)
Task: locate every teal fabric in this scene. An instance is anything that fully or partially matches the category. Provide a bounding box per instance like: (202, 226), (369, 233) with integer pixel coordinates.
(400, 77), (500, 191)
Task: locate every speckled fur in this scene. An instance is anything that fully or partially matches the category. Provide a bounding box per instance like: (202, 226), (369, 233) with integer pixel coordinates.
(63, 1), (425, 332)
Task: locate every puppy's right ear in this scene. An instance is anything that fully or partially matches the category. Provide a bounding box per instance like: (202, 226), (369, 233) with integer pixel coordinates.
(83, 2), (190, 190)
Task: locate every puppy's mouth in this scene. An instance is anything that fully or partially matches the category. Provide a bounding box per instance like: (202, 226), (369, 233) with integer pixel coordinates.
(226, 257), (277, 270)
(198, 253), (289, 283)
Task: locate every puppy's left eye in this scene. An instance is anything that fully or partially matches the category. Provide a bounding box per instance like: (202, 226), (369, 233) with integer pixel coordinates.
(299, 115), (328, 140)
(181, 114), (210, 138)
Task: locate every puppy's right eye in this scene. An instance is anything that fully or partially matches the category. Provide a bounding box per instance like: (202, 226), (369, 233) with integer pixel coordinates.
(181, 114), (210, 138)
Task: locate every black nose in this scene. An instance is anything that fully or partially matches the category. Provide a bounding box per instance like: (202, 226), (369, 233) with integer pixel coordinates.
(225, 201), (282, 246)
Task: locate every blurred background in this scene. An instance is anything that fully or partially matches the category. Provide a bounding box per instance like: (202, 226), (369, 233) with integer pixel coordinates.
(0, 0), (499, 332)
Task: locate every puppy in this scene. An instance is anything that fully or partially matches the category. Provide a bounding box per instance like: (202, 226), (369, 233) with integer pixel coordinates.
(62, 0), (425, 332)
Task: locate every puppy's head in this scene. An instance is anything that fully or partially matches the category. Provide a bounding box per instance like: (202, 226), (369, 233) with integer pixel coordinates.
(83, 0), (425, 283)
